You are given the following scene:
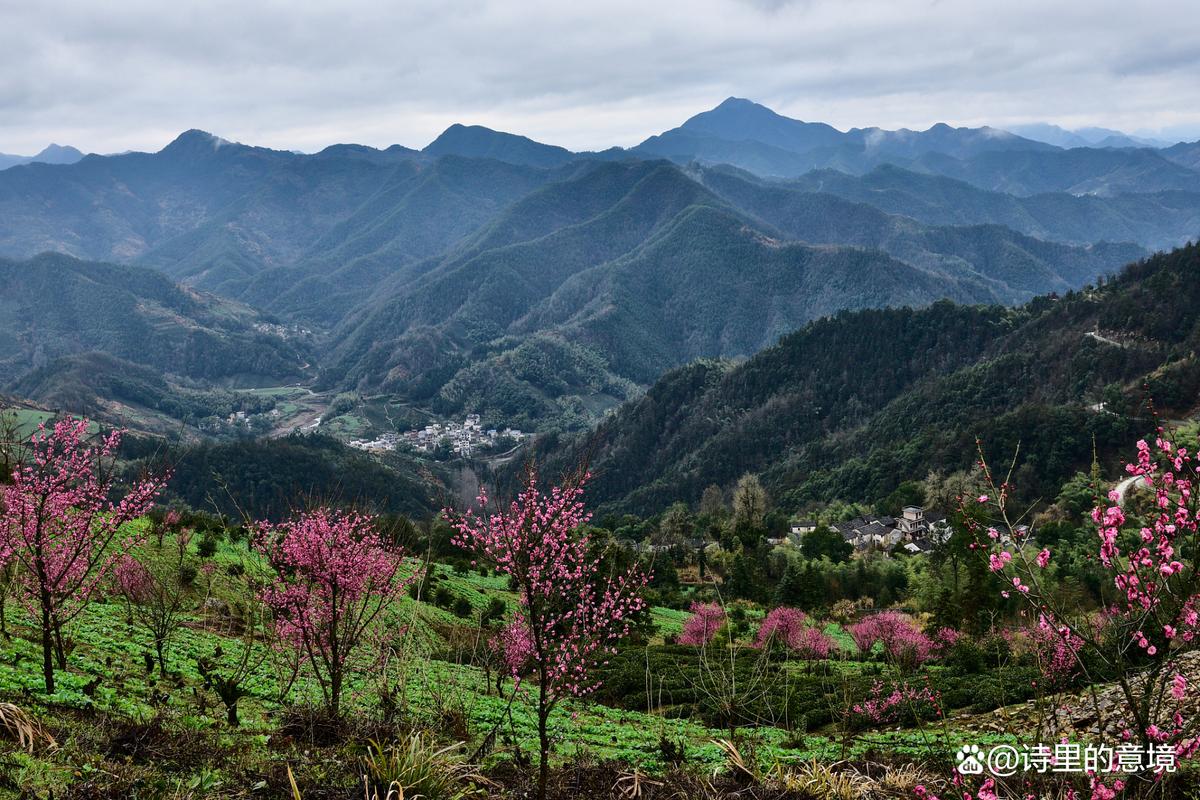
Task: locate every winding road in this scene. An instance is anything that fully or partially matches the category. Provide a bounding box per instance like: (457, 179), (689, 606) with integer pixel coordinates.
(1112, 473), (1149, 506)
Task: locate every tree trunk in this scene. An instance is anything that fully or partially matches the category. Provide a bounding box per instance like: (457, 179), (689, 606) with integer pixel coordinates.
(156, 638), (167, 675)
(226, 700), (240, 726)
(40, 599), (55, 693)
(537, 678), (550, 800)
(53, 623), (67, 670)
(330, 668), (341, 718)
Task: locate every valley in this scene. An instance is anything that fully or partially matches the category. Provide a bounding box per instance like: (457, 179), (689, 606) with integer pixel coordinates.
(3, 99), (1194, 450)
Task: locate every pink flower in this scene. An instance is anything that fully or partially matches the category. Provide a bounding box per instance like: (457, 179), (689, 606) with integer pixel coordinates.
(852, 679), (940, 724)
(680, 602), (727, 646)
(1172, 673), (1187, 701)
(1036, 548), (1051, 568)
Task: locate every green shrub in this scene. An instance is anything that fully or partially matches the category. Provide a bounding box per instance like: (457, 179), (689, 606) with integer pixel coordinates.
(481, 597), (506, 623)
(196, 535), (219, 559)
(452, 597), (473, 618)
(360, 735), (486, 800)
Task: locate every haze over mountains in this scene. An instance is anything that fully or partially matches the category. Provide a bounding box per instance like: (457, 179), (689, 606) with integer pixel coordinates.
(1007, 123), (1171, 150)
(0, 143), (85, 171)
(0, 97), (1197, 440)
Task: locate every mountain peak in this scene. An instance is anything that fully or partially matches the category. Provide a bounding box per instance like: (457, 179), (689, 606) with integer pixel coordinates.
(161, 129), (232, 155)
(33, 143), (84, 163)
(677, 97), (845, 152)
(423, 124), (574, 168)
(714, 96), (766, 111)
(685, 97), (793, 127)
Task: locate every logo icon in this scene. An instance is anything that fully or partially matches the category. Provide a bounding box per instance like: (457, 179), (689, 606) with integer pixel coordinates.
(956, 744), (985, 774)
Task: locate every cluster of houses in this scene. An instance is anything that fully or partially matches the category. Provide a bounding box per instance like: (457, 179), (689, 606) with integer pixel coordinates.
(346, 431), (401, 453)
(349, 414), (526, 457)
(762, 506), (949, 555)
(226, 408), (281, 426)
(803, 505), (951, 554)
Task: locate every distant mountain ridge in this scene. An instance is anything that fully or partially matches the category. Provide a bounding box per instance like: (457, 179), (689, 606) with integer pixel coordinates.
(624, 99), (1200, 195)
(1007, 123), (1171, 150)
(424, 123), (576, 167)
(0, 143), (85, 171)
(652, 97), (1055, 158)
(0, 99), (1195, 434)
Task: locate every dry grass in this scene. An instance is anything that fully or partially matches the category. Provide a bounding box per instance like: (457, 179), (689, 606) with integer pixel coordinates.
(711, 738), (758, 783)
(613, 769), (664, 799)
(772, 760), (872, 800)
(0, 702), (57, 752)
(874, 762), (942, 797)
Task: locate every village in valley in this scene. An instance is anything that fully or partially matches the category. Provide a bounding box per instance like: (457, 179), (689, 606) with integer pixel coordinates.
(348, 413), (527, 458)
(818, 505), (952, 555)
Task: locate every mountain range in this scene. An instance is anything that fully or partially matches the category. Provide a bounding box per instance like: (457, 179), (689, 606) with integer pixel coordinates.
(1005, 123), (1171, 150)
(0, 97), (1197, 444)
(624, 99), (1200, 195)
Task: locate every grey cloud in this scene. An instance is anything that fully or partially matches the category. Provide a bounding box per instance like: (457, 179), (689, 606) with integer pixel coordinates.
(0, 0), (1197, 155)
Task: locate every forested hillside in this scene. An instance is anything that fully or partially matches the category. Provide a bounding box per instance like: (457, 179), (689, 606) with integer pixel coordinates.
(139, 433), (444, 521)
(784, 165), (1200, 250)
(698, 167), (1145, 297)
(0, 253), (309, 386)
(320, 159), (1139, 429)
(530, 243), (1200, 515)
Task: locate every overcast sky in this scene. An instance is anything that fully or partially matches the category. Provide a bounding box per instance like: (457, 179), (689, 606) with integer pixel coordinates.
(2, 0), (1198, 155)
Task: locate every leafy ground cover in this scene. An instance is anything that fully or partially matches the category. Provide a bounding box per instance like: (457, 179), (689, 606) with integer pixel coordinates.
(0, 530), (987, 798)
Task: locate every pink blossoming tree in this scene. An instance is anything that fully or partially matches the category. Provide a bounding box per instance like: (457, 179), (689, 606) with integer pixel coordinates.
(754, 606), (806, 649)
(847, 610), (934, 670)
(112, 552), (188, 675)
(951, 431), (1200, 798)
(446, 471), (648, 800)
(0, 419), (165, 693)
(851, 679), (941, 727)
(254, 507), (409, 717)
(753, 606), (837, 659)
(679, 601), (727, 646)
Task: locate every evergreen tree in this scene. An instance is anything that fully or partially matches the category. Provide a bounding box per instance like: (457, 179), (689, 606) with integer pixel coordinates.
(800, 526), (852, 563)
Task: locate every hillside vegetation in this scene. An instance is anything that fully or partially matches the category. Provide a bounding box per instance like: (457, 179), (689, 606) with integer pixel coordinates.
(531, 242), (1200, 515)
(0, 254), (309, 386)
